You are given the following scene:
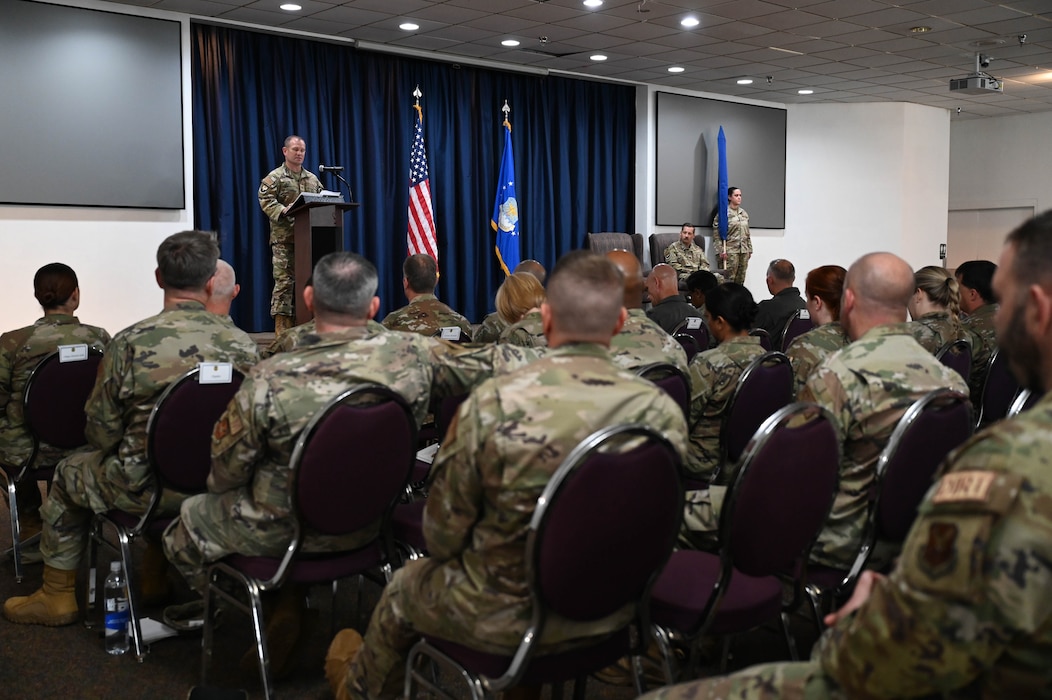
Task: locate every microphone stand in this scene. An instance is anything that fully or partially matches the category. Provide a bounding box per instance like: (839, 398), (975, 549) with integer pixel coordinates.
(320, 166), (354, 202)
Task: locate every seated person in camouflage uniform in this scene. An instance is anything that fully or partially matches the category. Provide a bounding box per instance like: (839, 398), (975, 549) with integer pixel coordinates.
(473, 260), (546, 343)
(496, 272), (547, 348)
(752, 258), (806, 349)
(646, 263), (702, 335)
(680, 283), (765, 550)
(906, 265), (969, 355)
(801, 253), (968, 571)
(3, 231), (260, 628)
(381, 253), (471, 339)
(605, 250), (689, 374)
(640, 212), (1052, 700)
(0, 263), (110, 547)
(956, 259), (999, 404)
(664, 222), (709, 284)
(785, 265), (848, 397)
(324, 251), (689, 700)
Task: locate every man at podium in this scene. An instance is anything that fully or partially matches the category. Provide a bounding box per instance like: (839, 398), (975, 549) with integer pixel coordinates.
(258, 135), (322, 333)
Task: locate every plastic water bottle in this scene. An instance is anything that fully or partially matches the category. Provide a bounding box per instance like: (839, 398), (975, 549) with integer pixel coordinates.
(104, 561), (130, 655)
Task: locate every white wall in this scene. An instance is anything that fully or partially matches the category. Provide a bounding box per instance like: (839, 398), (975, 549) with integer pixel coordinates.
(0, 0), (192, 335)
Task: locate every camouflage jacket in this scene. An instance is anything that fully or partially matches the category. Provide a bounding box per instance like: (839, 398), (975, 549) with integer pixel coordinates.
(801, 324), (969, 569)
(906, 311), (969, 355)
(499, 309), (546, 348)
(417, 342), (688, 649)
(664, 240), (709, 281)
(963, 302), (998, 403)
(261, 318), (386, 359)
(472, 311), (507, 343)
(381, 294), (472, 338)
(820, 390), (1052, 698)
(712, 207), (752, 255)
(685, 334), (766, 480)
(610, 309), (689, 374)
(0, 314), (110, 468)
(786, 322), (850, 398)
(84, 301), (259, 495)
(257, 164), (322, 244)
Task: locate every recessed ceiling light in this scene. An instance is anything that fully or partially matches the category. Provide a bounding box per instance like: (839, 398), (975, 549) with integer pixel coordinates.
(590, 54), (608, 61)
(667, 66), (685, 73)
(737, 78), (753, 85)
(399, 22), (419, 31)
(584, 0), (604, 7)
(798, 89), (814, 95)
(279, 3), (301, 10)
(501, 39), (520, 47)
(680, 16), (700, 28)
(910, 26), (932, 33)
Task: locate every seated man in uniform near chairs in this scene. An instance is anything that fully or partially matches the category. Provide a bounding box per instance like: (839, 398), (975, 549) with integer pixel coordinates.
(0, 263), (110, 556)
(382, 253), (471, 338)
(664, 222), (709, 285)
(646, 264), (702, 335)
(324, 251), (689, 700)
(752, 258), (806, 349)
(640, 211), (1052, 700)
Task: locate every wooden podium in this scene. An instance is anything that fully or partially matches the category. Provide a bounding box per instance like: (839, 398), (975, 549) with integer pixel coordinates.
(287, 197), (359, 324)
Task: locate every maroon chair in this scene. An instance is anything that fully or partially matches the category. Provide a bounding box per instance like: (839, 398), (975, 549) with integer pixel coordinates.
(936, 338), (972, 384)
(712, 351), (793, 485)
(804, 389), (973, 628)
(672, 333), (700, 362)
(1, 347), (103, 582)
(779, 309), (814, 352)
(648, 403), (841, 681)
(201, 384), (417, 700)
(85, 365), (244, 661)
(1008, 388), (1039, 418)
(404, 424), (684, 700)
(748, 327), (772, 352)
(636, 363), (691, 419)
(671, 317), (710, 355)
(977, 348), (1018, 428)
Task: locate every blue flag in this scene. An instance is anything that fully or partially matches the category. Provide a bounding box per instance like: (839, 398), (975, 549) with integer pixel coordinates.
(491, 119), (520, 275)
(717, 126), (729, 241)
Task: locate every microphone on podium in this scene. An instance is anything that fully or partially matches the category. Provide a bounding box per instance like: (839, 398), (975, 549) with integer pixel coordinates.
(318, 164), (344, 172)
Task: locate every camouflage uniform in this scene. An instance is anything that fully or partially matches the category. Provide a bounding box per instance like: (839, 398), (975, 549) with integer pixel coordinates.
(712, 207), (752, 285)
(0, 315), (110, 513)
(472, 311), (507, 343)
(40, 301), (259, 571)
(664, 241), (709, 282)
(261, 319), (386, 359)
(679, 335), (765, 549)
(164, 325), (451, 594)
(640, 390), (1052, 700)
(340, 343), (689, 700)
(258, 164), (322, 317)
(963, 302), (998, 404)
(785, 322), (849, 398)
(800, 324), (968, 570)
(499, 309), (547, 348)
(381, 294), (471, 338)
(609, 309), (689, 375)
(906, 310), (969, 355)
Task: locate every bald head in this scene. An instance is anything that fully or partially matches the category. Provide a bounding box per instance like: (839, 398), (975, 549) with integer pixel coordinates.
(605, 249), (644, 309)
(646, 263), (679, 304)
(513, 259), (547, 286)
(205, 260), (239, 316)
(841, 252), (915, 340)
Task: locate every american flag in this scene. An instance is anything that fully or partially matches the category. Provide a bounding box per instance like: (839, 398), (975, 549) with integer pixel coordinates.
(407, 103), (437, 262)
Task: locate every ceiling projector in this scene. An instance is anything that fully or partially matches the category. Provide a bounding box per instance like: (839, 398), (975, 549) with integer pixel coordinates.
(950, 53), (1003, 95)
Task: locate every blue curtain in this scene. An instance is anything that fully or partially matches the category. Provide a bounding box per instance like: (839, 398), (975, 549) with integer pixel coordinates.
(192, 24), (636, 331)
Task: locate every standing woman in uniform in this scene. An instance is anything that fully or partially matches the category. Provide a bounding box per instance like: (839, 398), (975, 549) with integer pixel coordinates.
(713, 186), (752, 285)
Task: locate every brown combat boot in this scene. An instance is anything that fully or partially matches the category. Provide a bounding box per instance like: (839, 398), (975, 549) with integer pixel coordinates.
(3, 565), (79, 626)
(139, 538), (173, 607)
(274, 314), (293, 334)
(325, 628), (363, 700)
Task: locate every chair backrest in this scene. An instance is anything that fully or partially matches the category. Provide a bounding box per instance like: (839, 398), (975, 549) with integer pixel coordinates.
(586, 232), (643, 267)
(22, 347), (104, 460)
(935, 338), (972, 384)
(748, 327), (772, 352)
(780, 309), (814, 352)
(672, 316), (709, 354)
(636, 363), (690, 418)
(718, 351), (794, 474)
(873, 389), (973, 543)
(1007, 388), (1039, 418)
(293, 384), (417, 539)
(673, 333), (700, 362)
(719, 403), (841, 578)
(435, 393), (469, 441)
(978, 348), (1017, 427)
(649, 232), (695, 269)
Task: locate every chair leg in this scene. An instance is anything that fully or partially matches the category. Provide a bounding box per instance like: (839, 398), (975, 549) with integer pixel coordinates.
(113, 528), (147, 662)
(7, 478), (23, 583)
(245, 579), (274, 700)
(201, 574), (216, 687)
(780, 611), (799, 661)
(805, 584), (826, 638)
(650, 625), (677, 685)
(572, 676), (587, 700)
(717, 636), (732, 674)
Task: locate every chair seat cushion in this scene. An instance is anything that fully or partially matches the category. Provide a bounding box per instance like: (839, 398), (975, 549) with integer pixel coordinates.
(392, 501), (427, 553)
(424, 626), (631, 685)
(224, 541), (383, 583)
(650, 550), (783, 635)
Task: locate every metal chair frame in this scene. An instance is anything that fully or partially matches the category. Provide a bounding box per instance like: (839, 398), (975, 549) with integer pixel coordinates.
(935, 338), (973, 384)
(779, 309), (814, 352)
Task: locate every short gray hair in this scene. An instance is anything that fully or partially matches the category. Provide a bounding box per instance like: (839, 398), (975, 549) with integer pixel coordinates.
(312, 252), (378, 317)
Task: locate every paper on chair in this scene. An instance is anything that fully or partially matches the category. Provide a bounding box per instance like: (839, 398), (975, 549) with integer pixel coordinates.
(415, 443), (440, 465)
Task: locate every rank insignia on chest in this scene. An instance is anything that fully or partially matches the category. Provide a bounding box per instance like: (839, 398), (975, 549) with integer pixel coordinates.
(919, 521), (958, 578)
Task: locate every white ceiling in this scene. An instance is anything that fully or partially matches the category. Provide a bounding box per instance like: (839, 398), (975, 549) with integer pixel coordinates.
(109, 0), (1052, 120)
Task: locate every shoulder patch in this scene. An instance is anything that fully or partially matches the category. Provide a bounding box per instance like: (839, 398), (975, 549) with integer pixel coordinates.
(212, 403), (245, 454)
(932, 470), (997, 504)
